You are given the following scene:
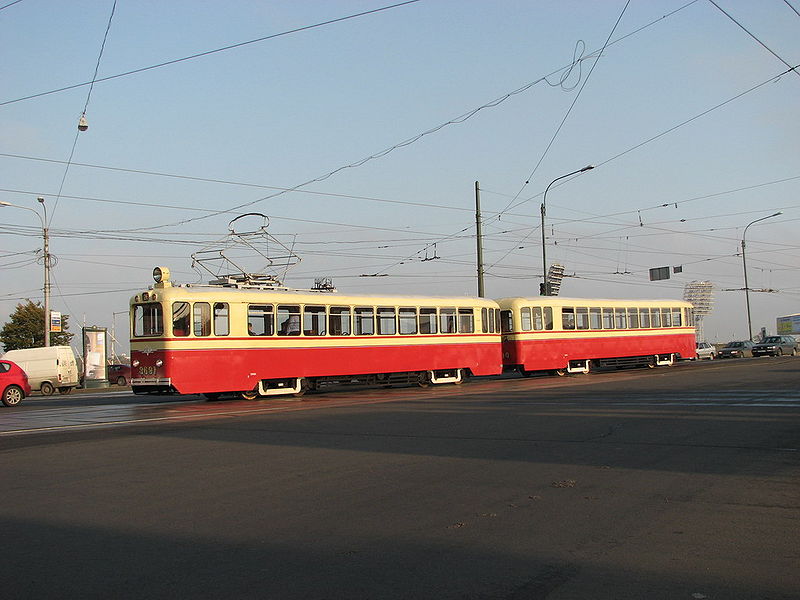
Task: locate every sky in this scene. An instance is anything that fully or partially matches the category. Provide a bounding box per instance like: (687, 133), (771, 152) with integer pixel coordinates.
(1, 0), (799, 357)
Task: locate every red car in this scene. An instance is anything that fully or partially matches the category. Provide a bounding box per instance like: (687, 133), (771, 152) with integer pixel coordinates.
(108, 364), (132, 386)
(1, 360), (32, 407)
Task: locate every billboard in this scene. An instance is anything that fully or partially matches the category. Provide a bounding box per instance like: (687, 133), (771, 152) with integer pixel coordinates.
(777, 314), (800, 335)
(82, 327), (108, 385)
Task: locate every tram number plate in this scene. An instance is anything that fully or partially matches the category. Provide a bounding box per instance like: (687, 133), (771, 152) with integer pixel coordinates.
(139, 366), (157, 376)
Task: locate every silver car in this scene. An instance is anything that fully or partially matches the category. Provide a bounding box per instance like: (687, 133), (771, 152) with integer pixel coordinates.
(695, 342), (716, 360)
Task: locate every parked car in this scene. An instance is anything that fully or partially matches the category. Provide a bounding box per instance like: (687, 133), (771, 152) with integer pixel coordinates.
(751, 335), (798, 357)
(108, 364), (131, 386)
(0, 359), (32, 406)
(695, 341), (717, 360)
(718, 340), (755, 358)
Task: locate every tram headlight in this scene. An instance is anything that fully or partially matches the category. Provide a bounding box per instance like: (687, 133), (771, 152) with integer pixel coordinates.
(132, 360), (140, 367)
(153, 266), (170, 283)
(155, 359), (163, 367)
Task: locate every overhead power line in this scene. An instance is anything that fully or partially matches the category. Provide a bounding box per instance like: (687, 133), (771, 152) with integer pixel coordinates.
(0, 1), (421, 107)
(708, 0), (800, 77)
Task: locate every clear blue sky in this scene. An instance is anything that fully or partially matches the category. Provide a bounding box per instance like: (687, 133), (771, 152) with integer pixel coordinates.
(1, 0), (798, 355)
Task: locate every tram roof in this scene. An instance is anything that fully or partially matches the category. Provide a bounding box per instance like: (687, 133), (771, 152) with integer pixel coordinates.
(132, 283), (501, 306)
(497, 296), (693, 307)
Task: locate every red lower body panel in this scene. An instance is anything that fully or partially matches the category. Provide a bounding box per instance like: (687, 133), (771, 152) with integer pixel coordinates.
(133, 341), (502, 395)
(503, 332), (695, 371)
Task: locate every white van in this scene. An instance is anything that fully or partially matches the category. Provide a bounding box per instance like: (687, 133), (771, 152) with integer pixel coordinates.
(1, 346), (80, 395)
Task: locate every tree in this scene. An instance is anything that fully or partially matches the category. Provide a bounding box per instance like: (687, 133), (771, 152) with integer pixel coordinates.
(0, 300), (74, 352)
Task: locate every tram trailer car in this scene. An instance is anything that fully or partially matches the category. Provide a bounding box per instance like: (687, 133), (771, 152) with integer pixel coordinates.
(130, 267), (504, 399)
(497, 297), (696, 375)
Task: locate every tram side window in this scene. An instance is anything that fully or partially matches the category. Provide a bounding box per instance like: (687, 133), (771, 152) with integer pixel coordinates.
(440, 308), (457, 334)
(543, 307), (554, 330)
(329, 306), (351, 336)
(420, 307), (437, 334)
(213, 303), (229, 336)
(639, 308), (651, 328)
(304, 305), (325, 336)
(172, 302), (190, 337)
(589, 307), (602, 329)
(248, 304), (274, 336)
(193, 302), (211, 336)
(576, 307), (590, 330)
(278, 305), (301, 336)
(602, 308), (614, 329)
(399, 308), (417, 335)
(355, 307), (374, 335)
(532, 307), (543, 330)
(661, 308), (672, 328)
(651, 308), (661, 328)
(459, 308), (475, 333)
(480, 308), (488, 334)
(133, 303), (163, 337)
(615, 308), (627, 329)
(487, 308), (495, 333)
(377, 307), (397, 335)
(495, 308), (502, 333)
(520, 307), (532, 331)
(671, 308), (682, 327)
(562, 308), (575, 330)
(500, 310), (512, 333)
(627, 307), (639, 329)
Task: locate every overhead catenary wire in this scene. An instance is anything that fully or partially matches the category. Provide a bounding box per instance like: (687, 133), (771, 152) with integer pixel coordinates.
(49, 0), (117, 223)
(707, 0), (800, 77)
(84, 0), (700, 235)
(0, 1), (422, 107)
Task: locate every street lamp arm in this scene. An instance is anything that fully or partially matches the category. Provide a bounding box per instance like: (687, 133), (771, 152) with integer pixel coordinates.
(540, 164), (594, 296)
(741, 211), (781, 342)
(743, 211), (782, 241)
(0, 201), (45, 227)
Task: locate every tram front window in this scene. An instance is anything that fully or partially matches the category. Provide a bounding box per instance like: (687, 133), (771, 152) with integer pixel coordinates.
(172, 302), (190, 337)
(133, 303), (163, 337)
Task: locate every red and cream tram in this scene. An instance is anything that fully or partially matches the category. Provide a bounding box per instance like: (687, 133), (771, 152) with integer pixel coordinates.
(130, 267), (503, 398)
(497, 296), (696, 375)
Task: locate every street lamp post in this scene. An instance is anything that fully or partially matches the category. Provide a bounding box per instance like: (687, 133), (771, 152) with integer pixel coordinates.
(741, 211), (781, 341)
(541, 165), (594, 295)
(0, 197), (51, 346)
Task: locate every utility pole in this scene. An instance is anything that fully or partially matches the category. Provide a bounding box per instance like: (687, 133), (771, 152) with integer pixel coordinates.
(38, 197), (51, 347)
(475, 181), (485, 297)
(0, 197), (51, 346)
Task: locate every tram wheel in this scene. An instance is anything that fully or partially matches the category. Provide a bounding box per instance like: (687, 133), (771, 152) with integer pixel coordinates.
(293, 378), (309, 397)
(417, 371), (431, 388)
(553, 369), (567, 377)
(240, 389), (259, 400)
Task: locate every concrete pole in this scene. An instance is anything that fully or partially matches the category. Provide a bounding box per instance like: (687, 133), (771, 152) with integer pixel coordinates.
(475, 181), (485, 298)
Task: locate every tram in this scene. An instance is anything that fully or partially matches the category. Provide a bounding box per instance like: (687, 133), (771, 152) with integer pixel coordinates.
(130, 267), (503, 398)
(497, 296), (696, 375)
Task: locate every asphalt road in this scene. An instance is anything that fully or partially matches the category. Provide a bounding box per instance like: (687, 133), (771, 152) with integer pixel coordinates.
(1, 358), (798, 599)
